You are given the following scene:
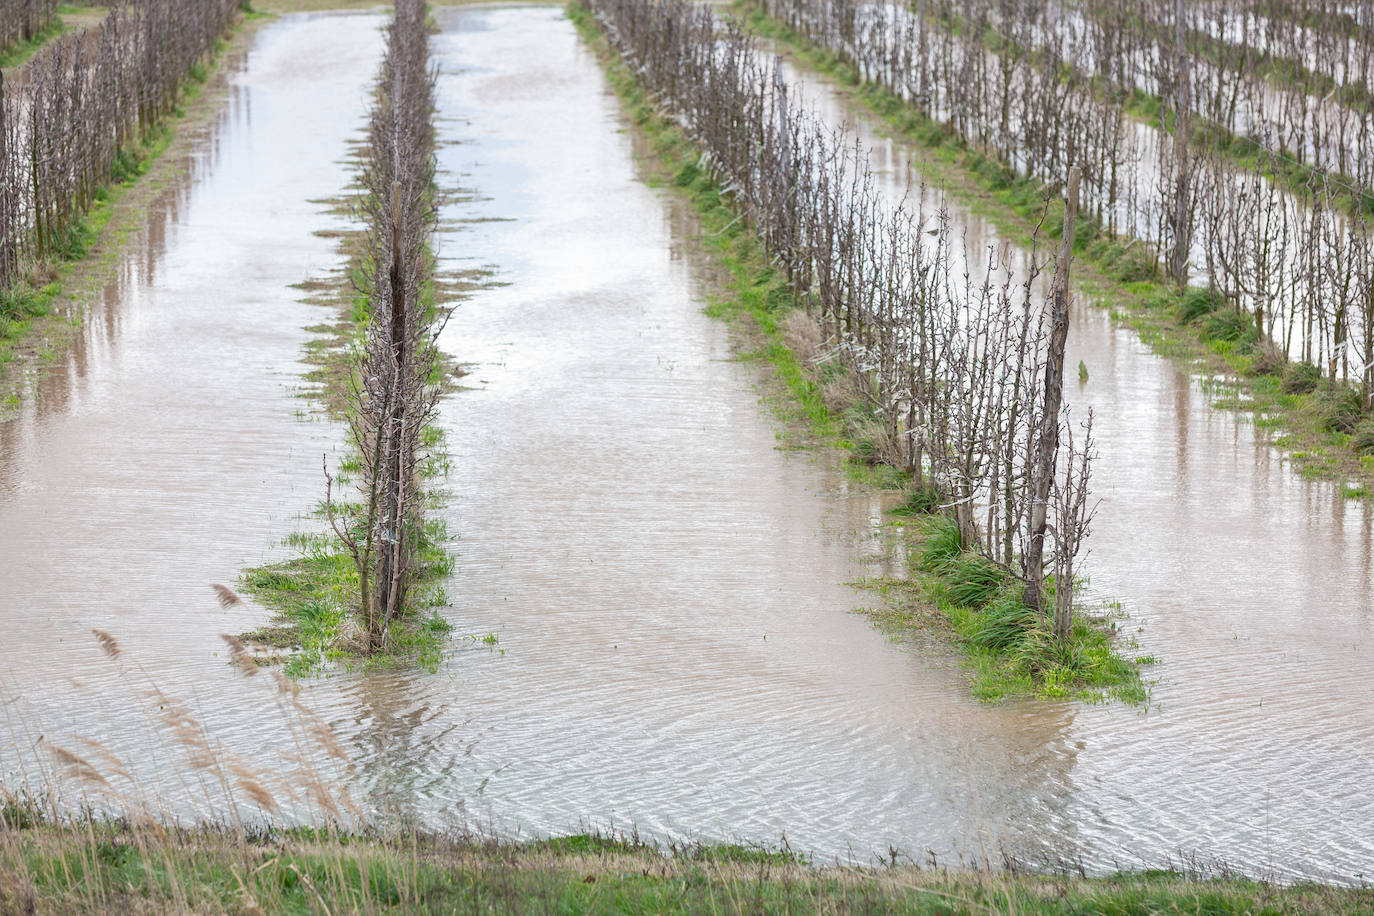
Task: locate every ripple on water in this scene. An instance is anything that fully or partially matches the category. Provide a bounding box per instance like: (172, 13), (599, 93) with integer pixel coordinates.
(0, 4), (1369, 884)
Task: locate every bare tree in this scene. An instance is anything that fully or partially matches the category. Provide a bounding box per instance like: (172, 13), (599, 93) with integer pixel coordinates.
(325, 0), (442, 653)
(1024, 166), (1080, 622)
(587, 0), (1098, 643)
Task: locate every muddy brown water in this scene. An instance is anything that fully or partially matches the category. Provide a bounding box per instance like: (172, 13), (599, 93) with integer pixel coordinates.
(0, 4), (1370, 881)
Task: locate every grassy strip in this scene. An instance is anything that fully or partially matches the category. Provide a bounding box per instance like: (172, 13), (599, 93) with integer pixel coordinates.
(569, 3), (1146, 704)
(238, 236), (458, 676)
(0, 124), (173, 354)
(2, 822), (1369, 913)
(1119, 86), (1374, 219)
(735, 1), (1374, 500)
(0, 18), (237, 388)
(1178, 27), (1372, 119)
(0, 16), (68, 69)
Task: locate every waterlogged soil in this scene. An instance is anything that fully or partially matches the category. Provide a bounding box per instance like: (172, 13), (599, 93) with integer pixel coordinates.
(0, 2), (1369, 888)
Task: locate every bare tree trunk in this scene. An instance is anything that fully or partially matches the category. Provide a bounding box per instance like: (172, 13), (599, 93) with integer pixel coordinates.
(1167, 0), (1192, 286)
(1024, 165), (1080, 624)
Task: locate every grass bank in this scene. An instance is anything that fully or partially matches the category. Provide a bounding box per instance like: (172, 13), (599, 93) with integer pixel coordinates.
(1, 821), (1368, 914)
(0, 18), (65, 70)
(569, 3), (1147, 704)
(0, 8), (247, 407)
(734, 0), (1374, 501)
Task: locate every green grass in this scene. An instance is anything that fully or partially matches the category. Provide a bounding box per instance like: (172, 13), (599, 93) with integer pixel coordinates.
(0, 17), (69, 69)
(240, 517), (454, 676)
(861, 516), (1149, 704)
(2, 819), (1369, 914)
(571, 4), (1145, 704)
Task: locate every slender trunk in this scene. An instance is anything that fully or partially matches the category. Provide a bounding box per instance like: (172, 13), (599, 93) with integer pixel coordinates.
(1168, 0), (1192, 285)
(1024, 166), (1080, 623)
(376, 181), (409, 646)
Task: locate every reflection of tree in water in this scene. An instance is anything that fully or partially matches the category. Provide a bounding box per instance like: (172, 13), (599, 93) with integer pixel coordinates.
(12, 73), (242, 425)
(338, 669), (494, 830)
(925, 697), (1084, 871)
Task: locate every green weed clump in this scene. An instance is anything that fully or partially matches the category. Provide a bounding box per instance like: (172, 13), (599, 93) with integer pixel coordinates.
(242, 516), (454, 676)
(1350, 419), (1374, 455)
(908, 517), (1149, 704)
(1282, 360), (1324, 395)
(1316, 386), (1365, 435)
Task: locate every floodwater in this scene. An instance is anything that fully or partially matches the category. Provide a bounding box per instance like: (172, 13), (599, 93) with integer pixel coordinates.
(0, 12), (387, 812)
(0, 2), (1369, 885)
(771, 38), (1374, 879)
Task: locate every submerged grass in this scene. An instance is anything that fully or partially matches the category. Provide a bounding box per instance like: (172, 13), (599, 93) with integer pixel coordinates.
(3, 819), (1370, 914)
(237, 251), (457, 675)
(732, 0), (1374, 501)
(570, 4), (1144, 704)
(239, 522), (454, 677)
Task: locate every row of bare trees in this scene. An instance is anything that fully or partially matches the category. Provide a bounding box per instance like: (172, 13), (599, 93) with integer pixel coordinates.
(587, 0), (1095, 637)
(0, 0), (58, 52)
(0, 0), (240, 294)
(326, 0), (443, 653)
(1077, 0), (1374, 178)
(753, 0), (1374, 412)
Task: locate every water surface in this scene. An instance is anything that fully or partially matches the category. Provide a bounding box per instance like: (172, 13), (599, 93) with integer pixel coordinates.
(0, 4), (1369, 883)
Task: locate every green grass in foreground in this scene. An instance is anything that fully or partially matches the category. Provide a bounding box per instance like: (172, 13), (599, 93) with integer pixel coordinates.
(1, 823), (1368, 914)
(569, 4), (1146, 704)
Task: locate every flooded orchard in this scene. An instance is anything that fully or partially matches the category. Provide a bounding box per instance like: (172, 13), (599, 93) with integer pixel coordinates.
(0, 0), (1371, 889)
